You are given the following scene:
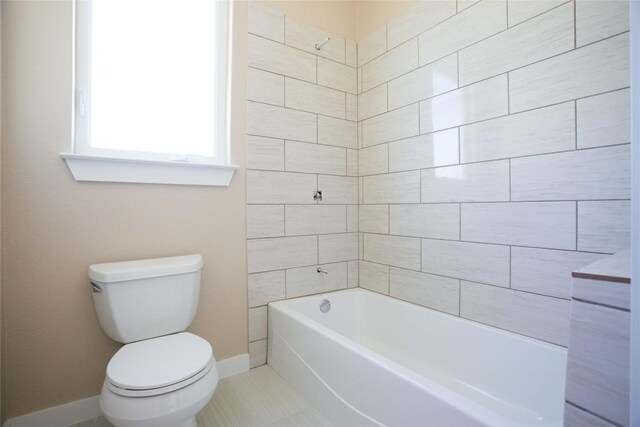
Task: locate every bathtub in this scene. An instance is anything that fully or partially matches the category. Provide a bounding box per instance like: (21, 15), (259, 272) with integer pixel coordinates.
(268, 288), (566, 427)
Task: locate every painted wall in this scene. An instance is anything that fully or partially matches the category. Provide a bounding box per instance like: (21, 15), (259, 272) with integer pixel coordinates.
(0, 0), (249, 419)
(355, 0), (416, 40)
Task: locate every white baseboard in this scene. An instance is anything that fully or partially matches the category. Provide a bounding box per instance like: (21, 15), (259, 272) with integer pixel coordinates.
(3, 353), (250, 427)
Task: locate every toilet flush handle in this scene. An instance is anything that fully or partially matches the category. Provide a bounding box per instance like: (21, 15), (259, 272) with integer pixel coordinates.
(90, 281), (103, 293)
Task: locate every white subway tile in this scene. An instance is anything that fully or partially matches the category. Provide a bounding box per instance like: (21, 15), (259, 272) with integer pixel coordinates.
(285, 141), (346, 175)
(577, 89), (630, 149)
(248, 270), (285, 307)
(572, 276), (630, 310)
(578, 201), (631, 254)
(318, 116), (357, 148)
(564, 403), (618, 427)
(458, 0), (480, 12)
(318, 58), (357, 94)
(390, 267), (460, 315)
(285, 17), (345, 63)
(363, 104), (420, 146)
(247, 170), (317, 204)
(388, 54), (458, 109)
(358, 144), (388, 176)
(359, 261), (390, 294)
(348, 260), (359, 288)
(358, 85), (388, 121)
(364, 171), (421, 204)
(460, 281), (570, 345)
(364, 233), (421, 270)
(420, 75), (508, 133)
(387, 0), (456, 49)
(247, 135), (285, 171)
(362, 39), (419, 91)
(249, 340), (267, 368)
(285, 78), (346, 119)
(508, 0), (567, 27)
(318, 175), (358, 204)
(248, 34), (316, 83)
(509, 33), (629, 112)
(390, 204), (460, 240)
(511, 145), (631, 201)
(421, 160), (510, 203)
(576, 0), (629, 47)
(459, 2), (574, 85)
(346, 94), (357, 121)
(248, 236), (317, 273)
(346, 39), (357, 67)
(319, 233), (358, 263)
(422, 239), (510, 286)
(460, 102), (575, 163)
(358, 26), (387, 66)
(461, 202), (577, 250)
(347, 205), (358, 232)
(248, 101), (317, 143)
(285, 205), (346, 236)
(346, 149), (358, 177)
(249, 306), (268, 342)
(418, 0), (507, 66)
(359, 205), (389, 234)
(388, 128), (459, 172)
(286, 262), (348, 298)
(511, 247), (605, 299)
(248, 2), (284, 43)
(247, 68), (285, 106)
(247, 205), (284, 239)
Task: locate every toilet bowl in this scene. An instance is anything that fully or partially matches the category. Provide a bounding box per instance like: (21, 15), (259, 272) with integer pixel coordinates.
(89, 255), (217, 427)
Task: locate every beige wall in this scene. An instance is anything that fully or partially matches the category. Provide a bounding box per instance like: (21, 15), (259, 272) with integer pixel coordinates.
(1, 0), (248, 419)
(355, 0), (416, 40)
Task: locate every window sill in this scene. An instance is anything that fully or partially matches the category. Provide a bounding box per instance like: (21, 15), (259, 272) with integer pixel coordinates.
(60, 153), (239, 186)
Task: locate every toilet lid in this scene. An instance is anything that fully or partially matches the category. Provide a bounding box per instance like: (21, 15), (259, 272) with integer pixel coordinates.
(107, 332), (213, 391)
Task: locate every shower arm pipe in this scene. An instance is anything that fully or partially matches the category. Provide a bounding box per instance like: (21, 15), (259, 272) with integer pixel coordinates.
(315, 37), (331, 51)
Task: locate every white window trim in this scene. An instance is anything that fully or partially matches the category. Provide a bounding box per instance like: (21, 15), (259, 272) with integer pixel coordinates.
(61, 0), (238, 186)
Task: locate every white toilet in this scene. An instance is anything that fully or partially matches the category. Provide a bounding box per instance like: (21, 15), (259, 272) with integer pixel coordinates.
(89, 254), (218, 427)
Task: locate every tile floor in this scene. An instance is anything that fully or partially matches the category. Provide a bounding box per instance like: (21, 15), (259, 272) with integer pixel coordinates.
(70, 366), (331, 427)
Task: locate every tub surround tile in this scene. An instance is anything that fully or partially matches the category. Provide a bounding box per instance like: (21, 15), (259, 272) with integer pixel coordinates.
(285, 262), (348, 298)
(285, 78), (346, 119)
(248, 2), (284, 43)
(249, 340), (268, 368)
(564, 402), (618, 427)
(248, 205), (285, 239)
(248, 236), (318, 273)
(359, 205), (389, 234)
(364, 233), (421, 270)
(359, 261), (390, 294)
(346, 149), (358, 177)
(358, 144), (388, 176)
(418, 0), (507, 67)
(362, 39), (419, 92)
(460, 281), (570, 346)
(249, 271), (286, 308)
(575, 0), (629, 47)
(346, 95), (357, 122)
(422, 239), (510, 287)
(348, 260), (359, 288)
(285, 205), (346, 236)
(319, 233), (358, 264)
(249, 306), (268, 342)
(247, 170), (316, 204)
(362, 104), (420, 147)
(358, 85), (388, 121)
(247, 136), (285, 171)
(284, 17), (345, 63)
(318, 116), (357, 149)
(577, 89), (630, 149)
(364, 171), (421, 204)
(572, 277), (630, 312)
(285, 141), (346, 176)
(318, 58), (357, 95)
(346, 40), (357, 67)
(390, 267), (460, 315)
(247, 68), (285, 106)
(387, 0), (456, 49)
(510, 145), (631, 201)
(507, 0), (568, 27)
(390, 204), (459, 240)
(248, 34), (316, 83)
(248, 102), (317, 143)
(358, 26), (386, 66)
(388, 129), (459, 172)
(317, 176), (358, 204)
(458, 0), (480, 12)
(347, 205), (358, 232)
(508, 33), (629, 113)
(578, 201), (631, 254)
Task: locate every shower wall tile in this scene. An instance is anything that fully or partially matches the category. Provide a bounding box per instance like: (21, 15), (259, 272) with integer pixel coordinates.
(458, 2), (574, 85)
(359, 261), (390, 294)
(390, 267), (460, 315)
(419, 75), (508, 133)
(348, 261), (359, 288)
(248, 270), (286, 308)
(509, 33), (629, 113)
(460, 281), (571, 345)
(249, 340), (267, 368)
(284, 17), (346, 63)
(247, 170), (316, 204)
(458, 0), (480, 12)
(361, 38), (419, 91)
(386, 0), (456, 49)
(347, 205), (358, 232)
(248, 2), (284, 43)
(564, 403), (618, 427)
(248, 236), (318, 273)
(418, 0), (507, 66)
(359, 205), (389, 234)
(388, 129), (459, 172)
(317, 176), (358, 204)
(285, 262), (348, 298)
(459, 102), (575, 163)
(248, 34), (316, 83)
(358, 85), (387, 121)
(388, 53), (459, 110)
(421, 239), (510, 287)
(362, 104), (420, 147)
(319, 233), (359, 263)
(358, 144), (388, 176)
(247, 68), (285, 106)
(346, 94), (357, 122)
(507, 0), (568, 27)
(247, 101), (317, 143)
(363, 171), (421, 204)
(358, 26), (386, 66)
(318, 116), (357, 148)
(285, 78), (346, 119)
(461, 202), (577, 250)
(285, 205), (346, 236)
(420, 160), (510, 203)
(390, 204), (460, 240)
(247, 205), (285, 239)
(578, 201), (631, 254)
(249, 306), (268, 342)
(346, 149), (358, 177)
(575, 0), (629, 47)
(577, 89), (630, 149)
(510, 145), (631, 201)
(346, 40), (357, 67)
(363, 233), (421, 270)
(246, 136), (285, 171)
(285, 141), (346, 175)
(318, 58), (358, 95)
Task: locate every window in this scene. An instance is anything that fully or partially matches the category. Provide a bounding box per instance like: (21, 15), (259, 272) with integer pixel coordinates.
(62, 0), (238, 186)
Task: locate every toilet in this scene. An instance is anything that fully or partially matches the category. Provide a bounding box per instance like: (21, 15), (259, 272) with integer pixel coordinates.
(89, 254), (218, 427)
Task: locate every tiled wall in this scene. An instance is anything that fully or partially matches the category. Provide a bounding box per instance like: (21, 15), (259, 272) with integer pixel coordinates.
(246, 3), (359, 367)
(356, 0), (630, 347)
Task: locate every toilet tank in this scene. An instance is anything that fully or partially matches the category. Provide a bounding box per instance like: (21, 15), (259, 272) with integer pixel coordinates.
(89, 254), (203, 343)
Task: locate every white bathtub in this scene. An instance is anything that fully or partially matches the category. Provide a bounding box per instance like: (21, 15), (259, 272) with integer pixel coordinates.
(268, 288), (566, 427)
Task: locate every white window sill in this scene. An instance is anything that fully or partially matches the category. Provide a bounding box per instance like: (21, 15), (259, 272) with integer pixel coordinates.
(60, 153), (239, 186)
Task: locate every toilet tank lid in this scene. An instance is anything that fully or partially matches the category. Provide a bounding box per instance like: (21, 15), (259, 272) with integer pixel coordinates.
(89, 254), (203, 283)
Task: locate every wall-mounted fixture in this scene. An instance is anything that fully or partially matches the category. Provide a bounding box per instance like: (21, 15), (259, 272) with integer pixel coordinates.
(315, 37), (330, 51)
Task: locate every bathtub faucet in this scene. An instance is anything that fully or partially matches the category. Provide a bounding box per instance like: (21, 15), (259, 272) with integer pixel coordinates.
(317, 267), (328, 274)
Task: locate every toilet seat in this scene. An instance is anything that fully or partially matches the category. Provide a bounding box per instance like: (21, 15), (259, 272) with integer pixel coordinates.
(107, 332), (213, 398)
